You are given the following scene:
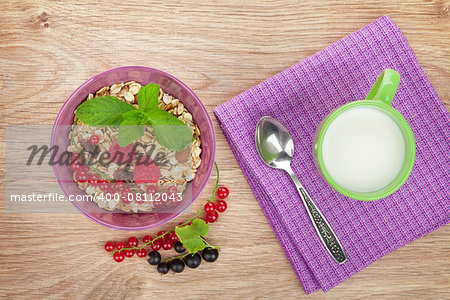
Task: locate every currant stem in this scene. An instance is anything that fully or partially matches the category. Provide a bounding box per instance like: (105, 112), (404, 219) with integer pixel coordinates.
(200, 236), (221, 251)
(163, 252), (190, 263)
(207, 162), (220, 203)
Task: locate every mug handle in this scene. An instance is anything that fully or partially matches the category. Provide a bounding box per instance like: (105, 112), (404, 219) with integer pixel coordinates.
(365, 69), (400, 105)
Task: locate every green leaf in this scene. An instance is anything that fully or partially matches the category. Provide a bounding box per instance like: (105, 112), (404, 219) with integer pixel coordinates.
(122, 109), (150, 124)
(147, 110), (193, 151)
(175, 227), (205, 253)
(138, 83), (160, 114)
(175, 219), (209, 254)
(190, 219), (209, 236)
(74, 96), (137, 125)
(117, 110), (150, 147)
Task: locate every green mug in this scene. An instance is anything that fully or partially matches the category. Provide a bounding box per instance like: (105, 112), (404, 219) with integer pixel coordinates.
(313, 69), (416, 201)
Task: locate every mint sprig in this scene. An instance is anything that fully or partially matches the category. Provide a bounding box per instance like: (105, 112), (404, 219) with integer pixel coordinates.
(74, 84), (193, 151)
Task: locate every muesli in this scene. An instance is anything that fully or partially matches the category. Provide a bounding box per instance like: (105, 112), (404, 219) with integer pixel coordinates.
(67, 81), (201, 212)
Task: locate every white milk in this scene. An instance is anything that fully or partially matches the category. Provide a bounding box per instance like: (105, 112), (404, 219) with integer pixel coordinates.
(322, 106), (405, 193)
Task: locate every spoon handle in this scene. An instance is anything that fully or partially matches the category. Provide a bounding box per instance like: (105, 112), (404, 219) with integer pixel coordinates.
(287, 168), (347, 264)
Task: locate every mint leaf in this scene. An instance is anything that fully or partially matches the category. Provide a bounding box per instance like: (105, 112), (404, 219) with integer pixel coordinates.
(117, 110), (150, 147)
(75, 96), (137, 125)
(118, 125), (143, 147)
(147, 110), (193, 151)
(175, 219), (209, 254)
(138, 83), (160, 114)
(122, 109), (150, 124)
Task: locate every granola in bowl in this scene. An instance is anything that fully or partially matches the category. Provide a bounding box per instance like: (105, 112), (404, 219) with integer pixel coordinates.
(67, 81), (202, 213)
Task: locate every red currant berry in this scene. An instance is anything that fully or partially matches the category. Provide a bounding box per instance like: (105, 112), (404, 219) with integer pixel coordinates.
(147, 185), (157, 195)
(116, 242), (126, 250)
(113, 180), (125, 191)
(136, 248), (147, 258)
(71, 152), (83, 165)
(143, 235), (152, 244)
(162, 239), (173, 250)
(104, 189), (117, 200)
(206, 210), (219, 223)
(104, 241), (115, 252)
(153, 200), (165, 208)
(88, 174), (100, 186)
(113, 251), (125, 262)
(216, 200), (227, 213)
(135, 194), (145, 204)
(124, 249), (135, 258)
(79, 164), (90, 173)
(99, 180), (110, 191)
(69, 162), (81, 171)
(202, 218), (209, 224)
(121, 188), (133, 203)
(151, 239), (162, 251)
(127, 236), (139, 247)
(75, 171), (88, 183)
(216, 187), (229, 199)
(167, 186), (177, 196)
(122, 188), (132, 196)
(204, 202), (216, 214)
(89, 135), (100, 145)
(169, 231), (179, 243)
(157, 231), (166, 238)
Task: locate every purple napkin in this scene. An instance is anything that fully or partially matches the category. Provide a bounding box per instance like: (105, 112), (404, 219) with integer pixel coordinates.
(213, 16), (450, 294)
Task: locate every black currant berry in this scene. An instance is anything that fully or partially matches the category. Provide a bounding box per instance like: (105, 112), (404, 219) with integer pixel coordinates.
(184, 253), (202, 269)
(147, 251), (161, 265)
(170, 259), (185, 273)
(202, 247), (219, 262)
(174, 241), (186, 253)
(157, 262), (169, 274)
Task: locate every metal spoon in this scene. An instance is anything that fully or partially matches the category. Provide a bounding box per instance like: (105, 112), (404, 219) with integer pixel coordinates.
(255, 116), (347, 264)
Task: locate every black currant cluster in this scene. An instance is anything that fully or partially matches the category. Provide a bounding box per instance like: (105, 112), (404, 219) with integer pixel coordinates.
(147, 241), (219, 274)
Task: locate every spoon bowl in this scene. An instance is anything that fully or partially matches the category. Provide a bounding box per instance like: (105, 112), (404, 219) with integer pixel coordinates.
(255, 116), (294, 169)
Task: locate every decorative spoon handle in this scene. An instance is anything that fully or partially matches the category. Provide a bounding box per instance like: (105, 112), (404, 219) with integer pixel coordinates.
(286, 167), (347, 264)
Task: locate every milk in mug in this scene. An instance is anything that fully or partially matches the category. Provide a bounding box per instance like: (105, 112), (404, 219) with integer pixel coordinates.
(321, 106), (405, 193)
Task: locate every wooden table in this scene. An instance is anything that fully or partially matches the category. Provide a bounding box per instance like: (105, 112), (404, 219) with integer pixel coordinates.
(1, 0), (449, 298)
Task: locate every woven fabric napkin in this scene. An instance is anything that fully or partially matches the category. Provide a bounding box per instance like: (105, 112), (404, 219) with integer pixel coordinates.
(213, 16), (450, 294)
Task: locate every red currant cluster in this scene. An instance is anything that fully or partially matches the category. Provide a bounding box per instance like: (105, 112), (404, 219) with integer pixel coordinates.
(201, 187), (229, 224)
(104, 185), (229, 266)
(105, 231), (180, 262)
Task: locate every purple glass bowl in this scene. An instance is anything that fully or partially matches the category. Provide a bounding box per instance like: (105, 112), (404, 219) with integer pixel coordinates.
(51, 66), (215, 230)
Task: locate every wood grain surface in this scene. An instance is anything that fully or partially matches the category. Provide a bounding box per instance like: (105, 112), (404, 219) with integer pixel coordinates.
(1, 0), (449, 299)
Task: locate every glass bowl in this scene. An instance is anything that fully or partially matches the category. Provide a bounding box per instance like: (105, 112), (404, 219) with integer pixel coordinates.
(51, 66), (215, 230)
